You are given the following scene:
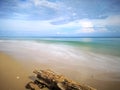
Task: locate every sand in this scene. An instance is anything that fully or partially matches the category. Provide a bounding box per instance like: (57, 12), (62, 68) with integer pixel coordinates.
(0, 52), (31, 90)
(0, 52), (120, 90)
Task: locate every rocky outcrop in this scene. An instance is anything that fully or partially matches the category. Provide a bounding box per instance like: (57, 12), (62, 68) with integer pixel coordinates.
(26, 69), (96, 90)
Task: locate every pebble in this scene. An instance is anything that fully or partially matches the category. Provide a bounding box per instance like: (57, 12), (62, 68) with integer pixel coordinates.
(16, 76), (20, 79)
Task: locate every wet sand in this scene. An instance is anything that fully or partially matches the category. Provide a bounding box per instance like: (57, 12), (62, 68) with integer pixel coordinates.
(0, 40), (120, 90)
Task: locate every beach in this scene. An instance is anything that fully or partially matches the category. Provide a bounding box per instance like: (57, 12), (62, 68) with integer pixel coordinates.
(0, 38), (120, 90)
(0, 52), (30, 90)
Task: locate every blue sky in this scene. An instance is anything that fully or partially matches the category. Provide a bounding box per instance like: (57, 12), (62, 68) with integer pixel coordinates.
(0, 0), (120, 37)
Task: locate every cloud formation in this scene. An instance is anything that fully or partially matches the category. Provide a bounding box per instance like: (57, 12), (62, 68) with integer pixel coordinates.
(0, 0), (120, 36)
(1, 0), (120, 20)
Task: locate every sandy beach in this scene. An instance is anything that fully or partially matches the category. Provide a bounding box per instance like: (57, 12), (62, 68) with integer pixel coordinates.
(0, 40), (120, 90)
(0, 52), (32, 90)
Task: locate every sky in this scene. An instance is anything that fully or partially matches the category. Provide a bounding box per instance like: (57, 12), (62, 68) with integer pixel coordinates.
(0, 0), (120, 37)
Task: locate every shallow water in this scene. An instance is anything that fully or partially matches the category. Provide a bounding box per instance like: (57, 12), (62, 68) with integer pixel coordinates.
(35, 37), (120, 56)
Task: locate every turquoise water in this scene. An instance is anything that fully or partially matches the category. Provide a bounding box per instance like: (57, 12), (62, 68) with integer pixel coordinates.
(0, 37), (120, 56)
(32, 37), (120, 56)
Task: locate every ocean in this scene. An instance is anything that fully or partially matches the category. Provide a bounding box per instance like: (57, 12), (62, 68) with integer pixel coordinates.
(33, 37), (120, 56)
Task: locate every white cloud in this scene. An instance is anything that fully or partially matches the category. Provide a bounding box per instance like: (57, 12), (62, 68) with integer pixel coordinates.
(18, 1), (32, 8)
(1, 18), (96, 35)
(95, 27), (108, 32)
(79, 20), (93, 27)
(50, 19), (96, 34)
(56, 32), (68, 35)
(33, 0), (40, 6)
(51, 17), (68, 23)
(106, 15), (120, 26)
(51, 19), (94, 28)
(32, 0), (61, 10)
(72, 13), (77, 16)
(0, 19), (54, 32)
(82, 28), (95, 33)
(92, 15), (120, 27)
(76, 27), (95, 34)
(1, 17), (112, 35)
(13, 13), (29, 19)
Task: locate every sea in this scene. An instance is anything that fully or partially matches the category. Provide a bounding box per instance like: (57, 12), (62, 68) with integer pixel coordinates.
(0, 37), (120, 63)
(32, 37), (120, 56)
(2, 37), (120, 55)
